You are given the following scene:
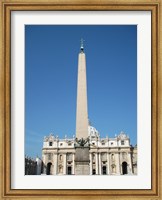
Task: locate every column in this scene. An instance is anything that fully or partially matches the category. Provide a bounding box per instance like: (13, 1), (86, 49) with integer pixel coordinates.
(51, 153), (54, 174)
(116, 153), (120, 174)
(118, 152), (121, 175)
(96, 153), (99, 175)
(63, 153), (66, 175)
(72, 153), (75, 175)
(128, 152), (133, 174)
(120, 152), (122, 174)
(109, 153), (112, 175)
(43, 164), (46, 174)
(107, 152), (110, 175)
(90, 153), (92, 175)
(42, 154), (46, 174)
(54, 153), (58, 175)
(99, 153), (102, 175)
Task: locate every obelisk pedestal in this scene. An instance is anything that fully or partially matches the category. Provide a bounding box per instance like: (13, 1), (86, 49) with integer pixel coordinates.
(75, 40), (90, 175)
(75, 144), (90, 175)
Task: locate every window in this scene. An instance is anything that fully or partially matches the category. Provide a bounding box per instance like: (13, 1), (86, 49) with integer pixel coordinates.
(121, 140), (125, 145)
(102, 142), (105, 145)
(60, 143), (63, 146)
(111, 142), (113, 145)
(92, 142), (95, 145)
(68, 143), (72, 146)
(49, 141), (53, 146)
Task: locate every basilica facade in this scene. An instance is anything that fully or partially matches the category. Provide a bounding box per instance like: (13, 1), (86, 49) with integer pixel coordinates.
(42, 126), (137, 175)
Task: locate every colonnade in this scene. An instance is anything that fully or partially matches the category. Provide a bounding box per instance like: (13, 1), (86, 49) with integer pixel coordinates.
(89, 152), (132, 175)
(43, 151), (132, 175)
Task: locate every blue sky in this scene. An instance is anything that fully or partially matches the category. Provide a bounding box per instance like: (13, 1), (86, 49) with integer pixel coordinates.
(25, 25), (137, 158)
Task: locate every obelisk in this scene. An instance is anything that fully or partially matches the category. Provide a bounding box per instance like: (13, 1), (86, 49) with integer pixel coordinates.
(76, 39), (89, 139)
(75, 39), (90, 175)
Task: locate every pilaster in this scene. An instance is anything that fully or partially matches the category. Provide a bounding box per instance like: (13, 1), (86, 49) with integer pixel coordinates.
(99, 153), (102, 175)
(96, 153), (99, 175)
(63, 153), (66, 175)
(107, 152), (110, 175)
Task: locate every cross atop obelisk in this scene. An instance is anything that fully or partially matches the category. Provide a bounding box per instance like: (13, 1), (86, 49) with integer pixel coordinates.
(76, 39), (89, 139)
(80, 38), (84, 52)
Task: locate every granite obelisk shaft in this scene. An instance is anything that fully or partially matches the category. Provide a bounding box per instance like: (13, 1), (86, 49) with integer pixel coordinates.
(76, 52), (88, 139)
(75, 41), (90, 175)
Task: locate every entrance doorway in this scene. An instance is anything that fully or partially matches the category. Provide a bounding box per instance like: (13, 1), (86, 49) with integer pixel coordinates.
(46, 162), (52, 175)
(102, 166), (107, 175)
(92, 169), (96, 175)
(67, 166), (72, 175)
(122, 162), (128, 175)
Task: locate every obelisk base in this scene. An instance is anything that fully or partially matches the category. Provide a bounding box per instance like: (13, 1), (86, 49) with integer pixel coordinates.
(75, 147), (90, 175)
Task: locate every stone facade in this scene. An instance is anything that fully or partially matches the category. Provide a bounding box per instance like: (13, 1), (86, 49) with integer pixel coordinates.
(42, 127), (137, 175)
(131, 145), (137, 174)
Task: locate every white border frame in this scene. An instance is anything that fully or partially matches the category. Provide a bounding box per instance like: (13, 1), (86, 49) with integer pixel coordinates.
(11, 11), (151, 189)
